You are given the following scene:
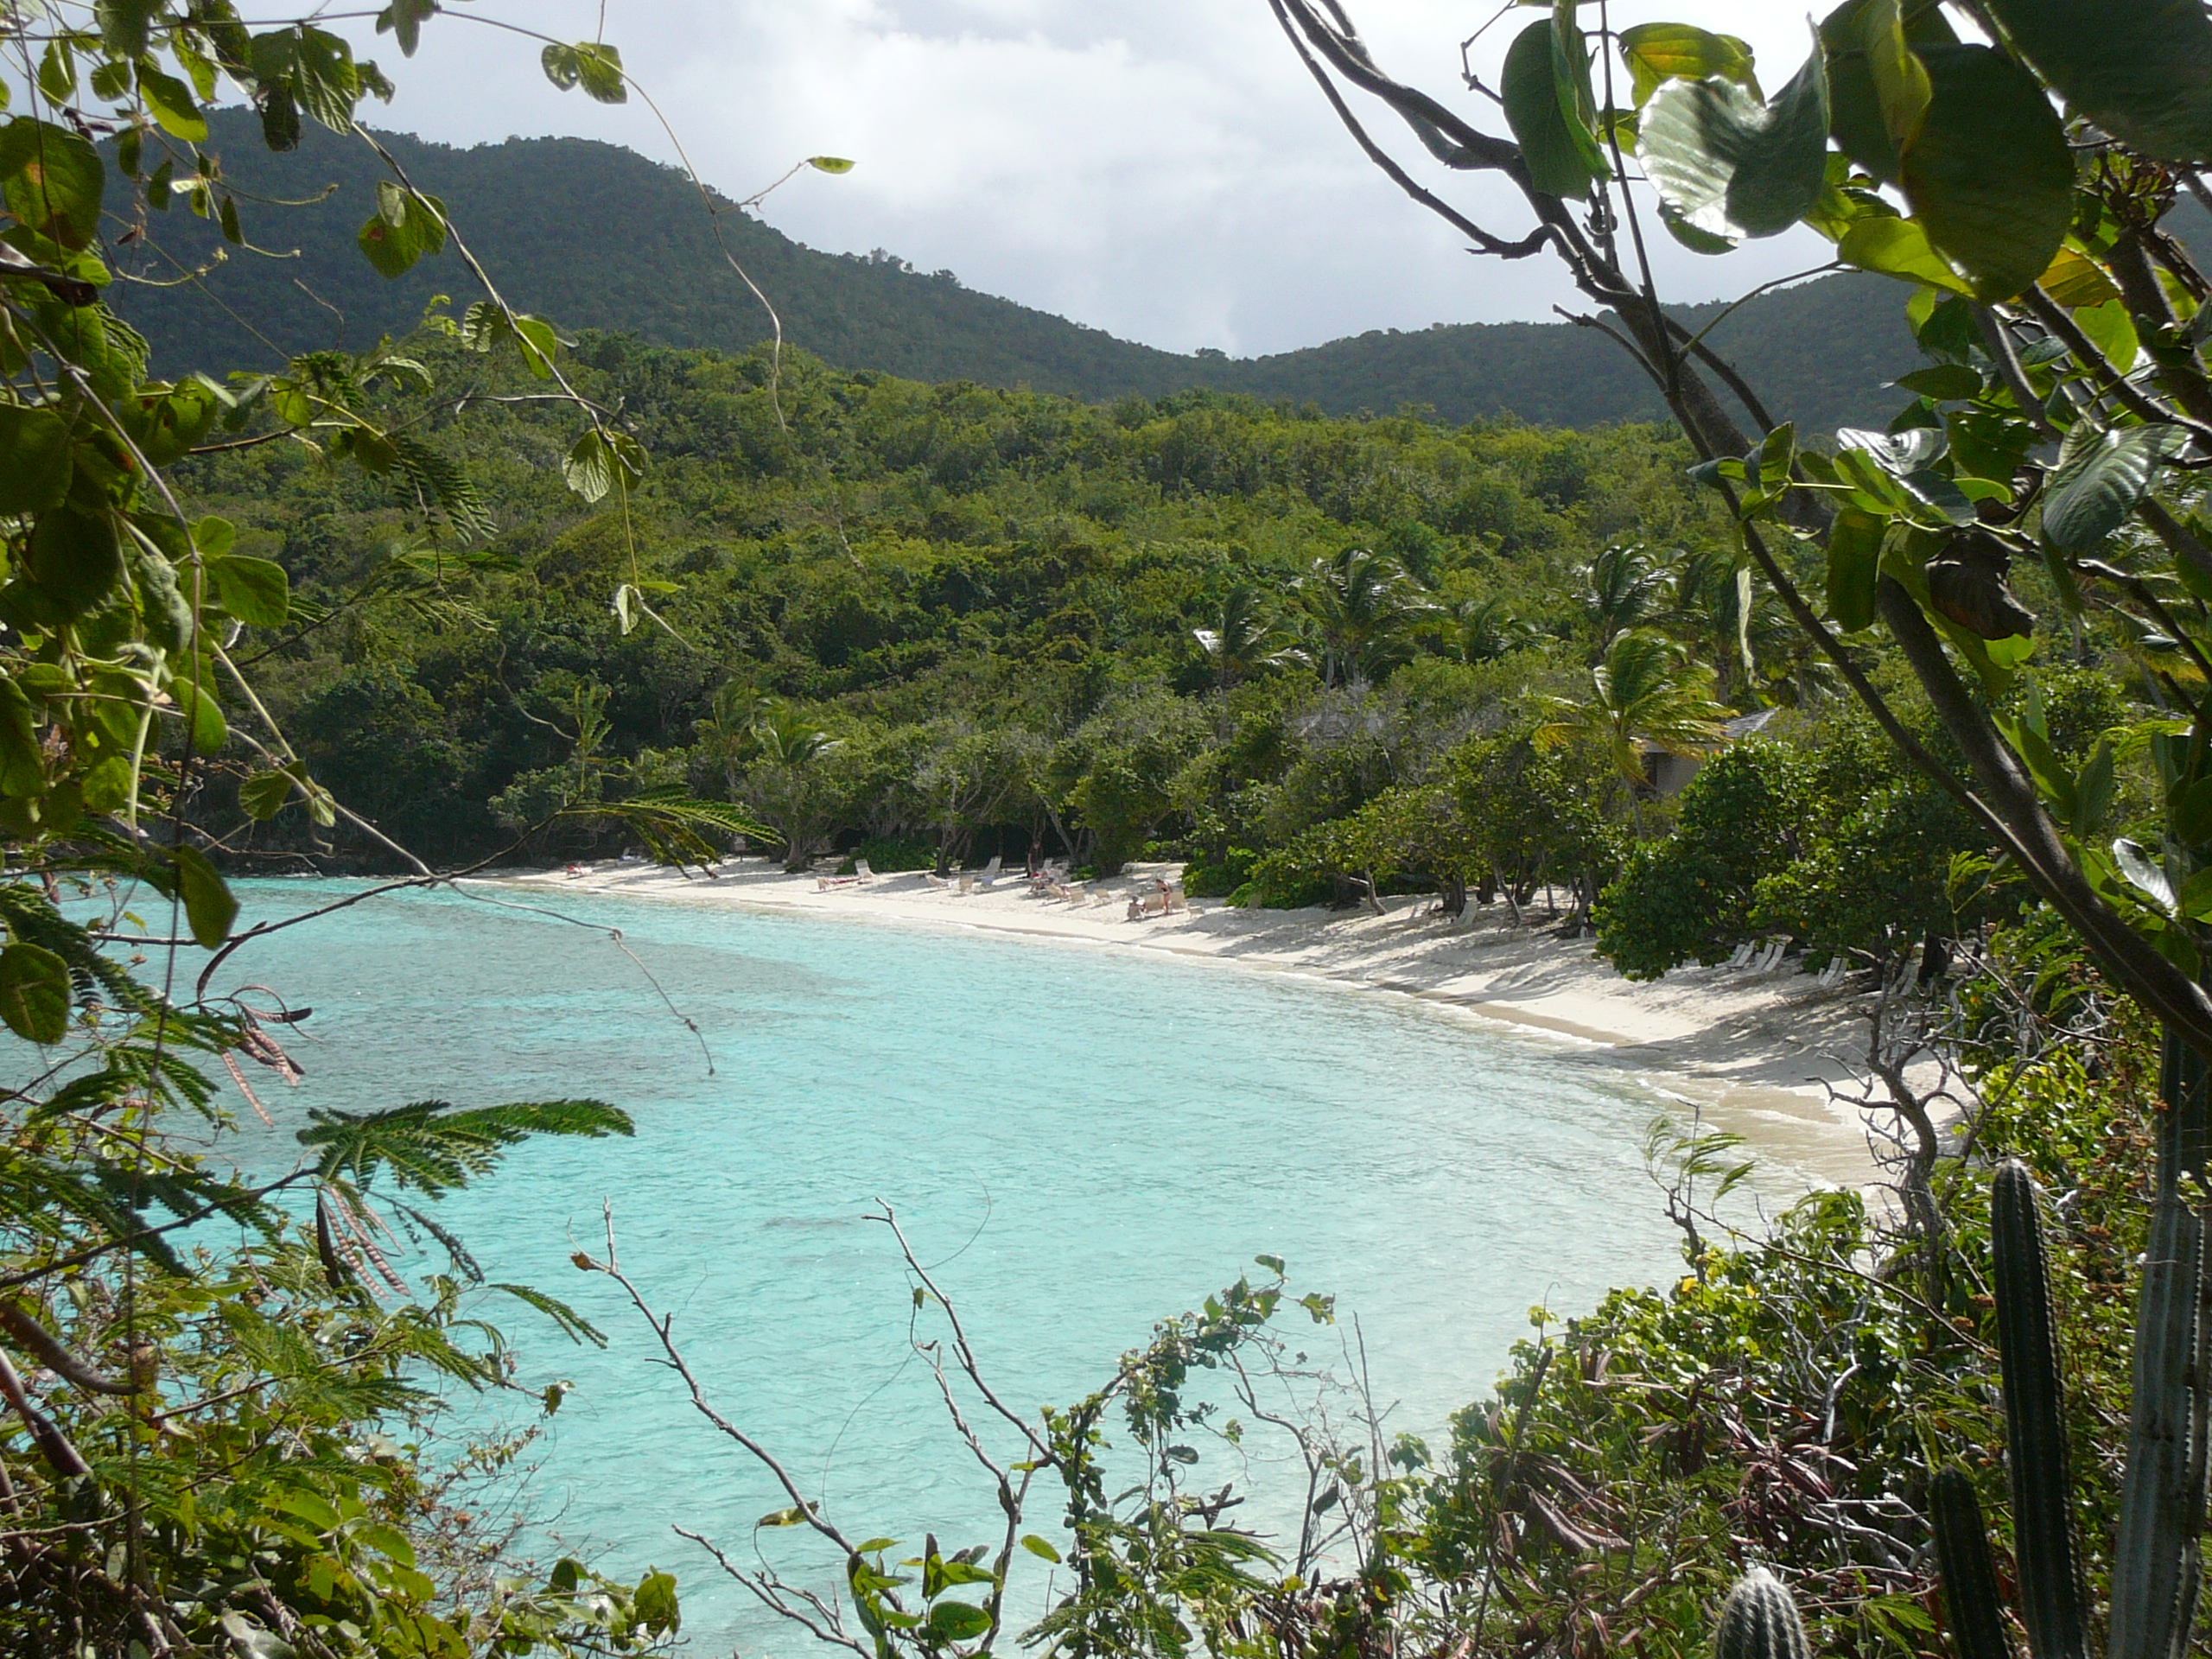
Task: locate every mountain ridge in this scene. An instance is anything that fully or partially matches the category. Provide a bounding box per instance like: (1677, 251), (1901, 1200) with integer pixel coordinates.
(111, 110), (1918, 432)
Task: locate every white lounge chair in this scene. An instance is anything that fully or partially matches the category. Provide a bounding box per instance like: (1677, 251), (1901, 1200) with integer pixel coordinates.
(1090, 889), (1115, 906)
(975, 855), (1003, 889)
(957, 874), (976, 895)
(1815, 955), (1849, 988)
(1751, 941), (1786, 973)
(925, 872), (952, 890)
(1723, 941), (1755, 970)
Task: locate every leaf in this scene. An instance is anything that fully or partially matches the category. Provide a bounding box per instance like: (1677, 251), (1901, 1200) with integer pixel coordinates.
(377, 0), (438, 57)
(209, 554), (290, 627)
(2115, 838), (2177, 914)
(2072, 299), (2139, 375)
(291, 27), (361, 130)
(1899, 45), (2073, 302)
(1637, 36), (1829, 241)
(758, 1507), (809, 1528)
(1503, 20), (1604, 200)
(512, 315), (560, 379)
(299, 1099), (633, 1195)
(2040, 247), (2120, 309)
(492, 1283), (608, 1347)
(0, 118), (107, 251)
(1020, 1534), (1063, 1563)
(1838, 423), (1947, 474)
(1837, 213), (1973, 292)
(0, 405), (73, 514)
(168, 845), (237, 946)
(1820, 0), (1937, 181)
(926, 1601), (993, 1643)
(26, 505), (124, 620)
(1617, 23), (1758, 107)
(2039, 423), (2186, 554)
(634, 1570), (680, 1637)
(1894, 364), (1981, 401)
(355, 188), (447, 279)
(1981, 0), (2212, 163)
(0, 942), (70, 1042)
(807, 156), (855, 174)
(136, 60), (207, 142)
(1827, 507), (1885, 631)
(238, 770), (294, 821)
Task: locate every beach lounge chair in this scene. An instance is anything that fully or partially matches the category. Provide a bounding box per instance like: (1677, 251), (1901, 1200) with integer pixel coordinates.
(1723, 941), (1754, 970)
(925, 873), (952, 890)
(975, 855), (1004, 889)
(1751, 941), (1786, 973)
(1815, 955), (1849, 988)
(957, 874), (976, 895)
(1090, 889), (1115, 906)
(1166, 887), (1187, 913)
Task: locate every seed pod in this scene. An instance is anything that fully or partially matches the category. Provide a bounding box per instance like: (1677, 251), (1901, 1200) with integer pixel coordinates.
(1929, 1465), (2012, 1659)
(1713, 1567), (1811, 1659)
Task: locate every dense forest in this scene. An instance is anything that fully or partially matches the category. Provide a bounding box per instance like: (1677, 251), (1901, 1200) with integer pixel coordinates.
(111, 111), (1922, 431)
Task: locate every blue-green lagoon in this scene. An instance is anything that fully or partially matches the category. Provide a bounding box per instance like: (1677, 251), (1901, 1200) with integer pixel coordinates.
(217, 880), (1744, 1650)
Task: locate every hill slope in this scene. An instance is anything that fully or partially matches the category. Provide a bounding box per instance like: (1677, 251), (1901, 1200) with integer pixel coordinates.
(115, 111), (1916, 431)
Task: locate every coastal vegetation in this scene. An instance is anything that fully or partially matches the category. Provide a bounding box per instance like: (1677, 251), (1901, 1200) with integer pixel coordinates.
(7, 0), (2212, 1658)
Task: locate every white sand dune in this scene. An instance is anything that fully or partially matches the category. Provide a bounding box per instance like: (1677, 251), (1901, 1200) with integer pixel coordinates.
(493, 857), (1950, 1190)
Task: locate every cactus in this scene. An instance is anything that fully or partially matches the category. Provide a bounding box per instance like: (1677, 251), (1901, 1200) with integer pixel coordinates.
(1713, 1567), (1811, 1659)
(1990, 1159), (2088, 1659)
(2108, 1033), (2211, 1659)
(1928, 1466), (2012, 1659)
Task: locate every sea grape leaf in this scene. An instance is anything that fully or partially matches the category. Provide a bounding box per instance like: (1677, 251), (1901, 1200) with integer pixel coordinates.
(1827, 507), (1885, 632)
(1617, 23), (1758, 107)
(1899, 45), (2073, 301)
(1503, 20), (1604, 200)
(2039, 423), (2186, 554)
(1637, 38), (1829, 242)
(1837, 213), (1972, 292)
(1981, 0), (2212, 162)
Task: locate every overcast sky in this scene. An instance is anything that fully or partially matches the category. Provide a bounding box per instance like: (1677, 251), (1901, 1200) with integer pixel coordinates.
(336, 2), (1840, 359)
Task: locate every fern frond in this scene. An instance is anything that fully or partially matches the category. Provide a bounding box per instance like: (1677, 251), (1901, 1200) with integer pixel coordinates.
(390, 433), (497, 543)
(298, 1100), (632, 1196)
(492, 1283), (608, 1348)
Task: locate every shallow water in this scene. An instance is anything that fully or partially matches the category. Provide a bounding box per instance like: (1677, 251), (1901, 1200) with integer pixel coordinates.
(210, 880), (1734, 1652)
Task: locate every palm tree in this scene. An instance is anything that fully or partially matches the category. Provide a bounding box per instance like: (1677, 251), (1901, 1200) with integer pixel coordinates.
(1192, 584), (1287, 690)
(739, 702), (842, 871)
(1447, 595), (1538, 664)
(1583, 543), (1667, 657)
(1535, 630), (1731, 801)
(1296, 548), (1438, 687)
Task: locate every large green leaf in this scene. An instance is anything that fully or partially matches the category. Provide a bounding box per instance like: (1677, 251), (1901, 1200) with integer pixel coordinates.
(172, 844), (237, 947)
(1618, 23), (1758, 107)
(1503, 20), (1605, 200)
(0, 118), (105, 251)
(1827, 507), (1885, 632)
(208, 554), (290, 627)
(1982, 0), (2212, 162)
(2039, 423), (2186, 554)
(1899, 45), (2073, 302)
(0, 405), (73, 514)
(1821, 0), (1948, 181)
(0, 941), (69, 1043)
(25, 505), (123, 619)
(136, 60), (207, 143)
(1637, 41), (1829, 242)
(356, 186), (448, 279)
(1836, 211), (1971, 291)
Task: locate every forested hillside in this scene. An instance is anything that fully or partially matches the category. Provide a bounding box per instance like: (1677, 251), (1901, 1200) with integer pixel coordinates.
(115, 111), (1917, 432)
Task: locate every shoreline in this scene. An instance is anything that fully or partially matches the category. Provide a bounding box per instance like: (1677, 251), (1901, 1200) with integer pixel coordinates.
(491, 857), (1924, 1191)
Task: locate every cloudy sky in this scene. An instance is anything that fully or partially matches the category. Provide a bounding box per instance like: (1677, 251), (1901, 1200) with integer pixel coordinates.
(337, 1), (1838, 359)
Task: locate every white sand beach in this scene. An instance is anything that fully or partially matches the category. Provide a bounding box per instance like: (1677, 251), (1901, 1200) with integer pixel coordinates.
(496, 857), (1944, 1189)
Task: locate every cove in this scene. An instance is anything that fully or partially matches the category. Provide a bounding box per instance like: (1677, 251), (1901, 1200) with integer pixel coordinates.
(220, 880), (1736, 1650)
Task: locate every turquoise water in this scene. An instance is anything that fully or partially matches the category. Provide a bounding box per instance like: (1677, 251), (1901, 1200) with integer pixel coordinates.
(214, 880), (1697, 1652)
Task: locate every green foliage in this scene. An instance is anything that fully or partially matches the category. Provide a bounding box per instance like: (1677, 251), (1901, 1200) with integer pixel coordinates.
(1595, 741), (1811, 977)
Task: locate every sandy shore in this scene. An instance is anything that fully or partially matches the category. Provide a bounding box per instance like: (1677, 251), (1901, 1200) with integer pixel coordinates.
(495, 858), (1929, 1190)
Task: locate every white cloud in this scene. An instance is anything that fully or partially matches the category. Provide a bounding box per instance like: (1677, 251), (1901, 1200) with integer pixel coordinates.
(342, 1), (1845, 357)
